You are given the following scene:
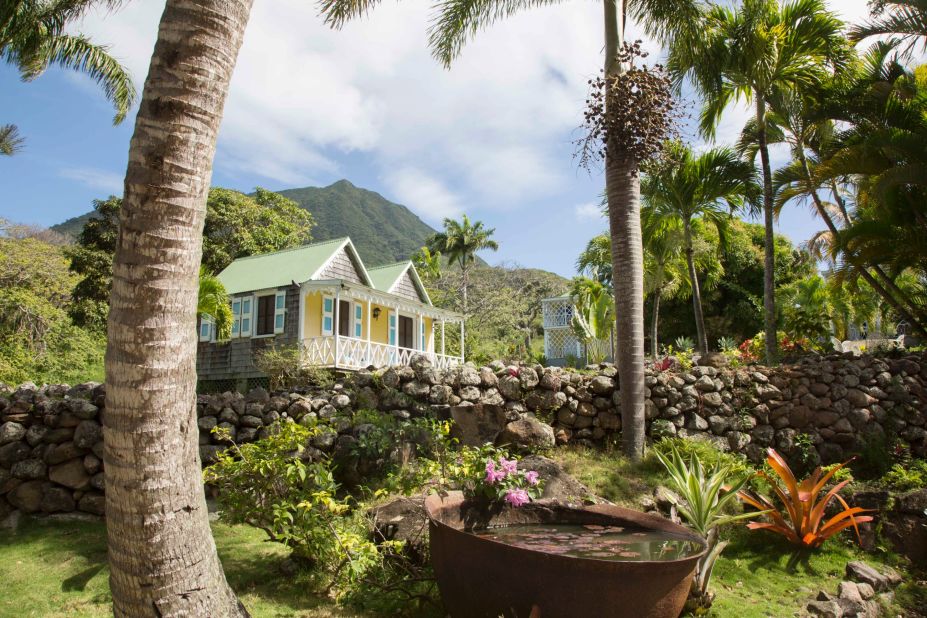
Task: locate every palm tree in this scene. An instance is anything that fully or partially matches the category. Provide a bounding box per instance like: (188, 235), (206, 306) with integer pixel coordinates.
(641, 142), (755, 354)
(577, 232), (614, 288)
(103, 0), (253, 614)
(850, 0), (927, 55)
(413, 245), (443, 282)
(1, 0), (136, 152)
(570, 277), (615, 364)
(641, 214), (690, 358)
(321, 0), (699, 459)
(763, 84), (927, 336)
(198, 268), (233, 340)
(427, 214), (498, 316)
(668, 0), (847, 364)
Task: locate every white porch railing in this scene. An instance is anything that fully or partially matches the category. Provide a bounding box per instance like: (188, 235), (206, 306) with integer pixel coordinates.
(301, 335), (462, 370)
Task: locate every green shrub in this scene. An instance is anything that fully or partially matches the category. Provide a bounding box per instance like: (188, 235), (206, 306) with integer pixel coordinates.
(650, 437), (753, 479)
(203, 422), (386, 588)
(254, 344), (333, 390)
(880, 460), (927, 492)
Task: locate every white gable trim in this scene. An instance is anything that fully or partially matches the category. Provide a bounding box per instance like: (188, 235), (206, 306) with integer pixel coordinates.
(308, 238), (374, 287)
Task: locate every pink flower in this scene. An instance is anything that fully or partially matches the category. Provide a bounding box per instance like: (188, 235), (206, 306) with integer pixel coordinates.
(524, 470), (540, 486)
(485, 459), (505, 484)
(499, 457), (518, 476)
(504, 488), (530, 507)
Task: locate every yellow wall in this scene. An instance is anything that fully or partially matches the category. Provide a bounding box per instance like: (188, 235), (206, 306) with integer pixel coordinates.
(370, 302), (389, 344)
(304, 291), (322, 337)
(303, 292), (440, 350)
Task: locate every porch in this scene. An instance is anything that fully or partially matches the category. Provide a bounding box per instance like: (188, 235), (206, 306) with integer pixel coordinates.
(298, 279), (464, 371)
(301, 335), (463, 370)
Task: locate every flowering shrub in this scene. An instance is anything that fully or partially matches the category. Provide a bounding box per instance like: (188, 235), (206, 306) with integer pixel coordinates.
(444, 445), (543, 507)
(739, 331), (810, 363)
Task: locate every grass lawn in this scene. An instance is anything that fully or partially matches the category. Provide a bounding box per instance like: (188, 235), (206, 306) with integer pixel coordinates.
(2, 446), (923, 618)
(0, 517), (363, 618)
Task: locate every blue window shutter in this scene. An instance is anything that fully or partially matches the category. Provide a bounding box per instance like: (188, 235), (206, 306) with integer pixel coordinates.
(354, 303), (363, 338)
(274, 291), (286, 334)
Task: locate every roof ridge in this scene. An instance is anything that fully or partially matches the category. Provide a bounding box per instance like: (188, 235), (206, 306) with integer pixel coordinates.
(229, 236), (348, 262)
(367, 260), (411, 271)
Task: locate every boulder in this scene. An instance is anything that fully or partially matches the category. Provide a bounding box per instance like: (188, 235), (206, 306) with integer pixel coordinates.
(73, 420), (102, 449)
(589, 376), (615, 395)
(519, 455), (599, 505)
(368, 494), (429, 564)
(11, 458), (46, 480)
(78, 492), (106, 516)
(0, 421), (27, 445)
(49, 459), (90, 490)
(845, 561), (898, 592)
(8, 480), (44, 513)
(497, 418), (555, 450)
(449, 404), (507, 447)
(41, 486), (75, 513)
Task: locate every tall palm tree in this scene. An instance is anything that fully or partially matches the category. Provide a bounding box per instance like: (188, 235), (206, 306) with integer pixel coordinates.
(104, 0), (253, 614)
(668, 0), (847, 364)
(1, 0), (136, 152)
(427, 214), (498, 316)
(198, 268), (232, 340)
(571, 276), (615, 364)
(321, 0), (699, 459)
(641, 142), (755, 354)
(577, 232), (614, 288)
(763, 85), (927, 336)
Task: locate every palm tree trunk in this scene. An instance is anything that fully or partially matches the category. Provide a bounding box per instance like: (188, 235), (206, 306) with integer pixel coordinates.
(461, 259), (469, 316)
(683, 220), (709, 354)
(651, 287), (661, 358)
(604, 0), (645, 460)
(799, 156), (927, 338)
(756, 97), (778, 365)
(104, 1), (253, 616)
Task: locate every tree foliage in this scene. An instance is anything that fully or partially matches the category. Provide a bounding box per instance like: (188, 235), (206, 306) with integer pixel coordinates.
(67, 187), (314, 329)
(0, 234), (104, 385)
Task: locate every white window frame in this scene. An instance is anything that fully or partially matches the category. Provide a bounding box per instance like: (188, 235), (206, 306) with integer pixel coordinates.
(353, 301), (363, 339)
(274, 290), (286, 335)
(231, 298), (242, 338)
(250, 289), (282, 339)
(322, 294), (335, 336)
(198, 316), (213, 342)
(239, 295), (254, 338)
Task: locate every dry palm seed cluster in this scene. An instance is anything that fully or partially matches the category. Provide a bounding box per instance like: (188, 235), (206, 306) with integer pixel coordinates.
(578, 41), (677, 173)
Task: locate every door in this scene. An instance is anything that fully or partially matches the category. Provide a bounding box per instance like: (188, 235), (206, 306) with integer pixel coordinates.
(338, 299), (351, 337)
(398, 315), (414, 349)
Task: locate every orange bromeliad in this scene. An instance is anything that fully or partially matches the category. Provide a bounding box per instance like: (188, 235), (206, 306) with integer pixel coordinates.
(738, 448), (874, 548)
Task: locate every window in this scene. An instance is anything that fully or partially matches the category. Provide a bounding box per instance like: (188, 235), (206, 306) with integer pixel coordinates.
(199, 316), (213, 342)
(338, 299), (352, 337)
(256, 295), (276, 336)
(398, 315), (414, 349)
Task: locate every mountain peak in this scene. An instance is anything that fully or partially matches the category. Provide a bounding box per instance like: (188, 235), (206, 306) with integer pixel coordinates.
(328, 179), (357, 190)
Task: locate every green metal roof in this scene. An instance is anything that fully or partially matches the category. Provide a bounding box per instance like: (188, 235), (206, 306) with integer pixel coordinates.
(367, 261), (411, 292)
(217, 237), (349, 294)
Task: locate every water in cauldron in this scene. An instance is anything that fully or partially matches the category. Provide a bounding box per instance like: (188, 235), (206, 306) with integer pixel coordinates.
(474, 523), (702, 562)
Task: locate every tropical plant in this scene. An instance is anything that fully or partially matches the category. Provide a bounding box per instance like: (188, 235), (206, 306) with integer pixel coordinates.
(571, 277), (615, 364)
(641, 212), (689, 358)
(668, 0), (848, 364)
(412, 246), (442, 282)
(426, 214), (498, 316)
(778, 275), (832, 348)
(737, 448), (874, 549)
(654, 444), (761, 612)
(197, 268), (232, 340)
(1, 0), (136, 151)
(641, 141), (756, 354)
(576, 230), (613, 287)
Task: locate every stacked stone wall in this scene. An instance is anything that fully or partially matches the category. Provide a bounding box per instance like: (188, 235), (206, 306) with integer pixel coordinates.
(2, 352), (925, 518)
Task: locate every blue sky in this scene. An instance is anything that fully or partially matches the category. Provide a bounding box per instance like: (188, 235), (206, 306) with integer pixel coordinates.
(1, 0), (872, 278)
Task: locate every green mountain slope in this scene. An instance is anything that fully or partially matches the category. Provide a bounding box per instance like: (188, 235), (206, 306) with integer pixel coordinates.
(51, 212), (94, 239)
(276, 180), (437, 266)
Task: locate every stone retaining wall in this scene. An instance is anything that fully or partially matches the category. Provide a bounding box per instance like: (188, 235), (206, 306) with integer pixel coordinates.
(1, 352), (925, 518)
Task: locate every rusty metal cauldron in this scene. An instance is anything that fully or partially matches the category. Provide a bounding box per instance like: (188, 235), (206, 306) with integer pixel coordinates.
(425, 492), (706, 618)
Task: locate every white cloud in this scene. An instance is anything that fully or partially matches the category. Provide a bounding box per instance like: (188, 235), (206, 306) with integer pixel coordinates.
(59, 166), (123, 194)
(574, 202), (602, 222)
(383, 167), (463, 223)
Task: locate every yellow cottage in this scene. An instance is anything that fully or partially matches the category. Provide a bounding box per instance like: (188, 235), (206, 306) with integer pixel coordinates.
(196, 237), (464, 389)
